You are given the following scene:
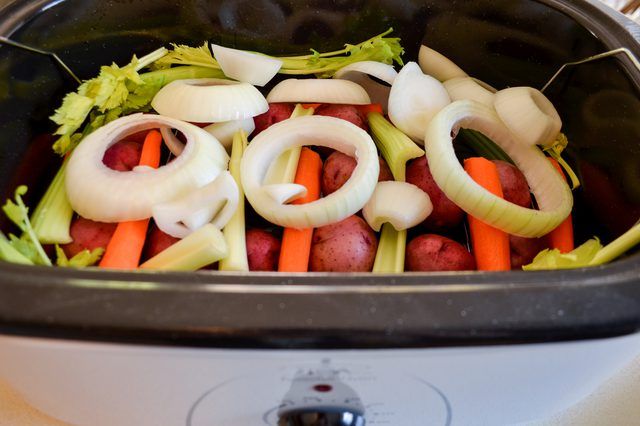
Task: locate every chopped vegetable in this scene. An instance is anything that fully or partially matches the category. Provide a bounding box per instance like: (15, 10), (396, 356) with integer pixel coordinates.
(547, 158), (575, 253)
(372, 222), (407, 273)
(443, 77), (495, 107)
(543, 133), (580, 190)
(278, 148), (323, 272)
(458, 129), (513, 163)
(333, 61), (397, 112)
(363, 181), (432, 232)
(140, 224), (228, 271)
(99, 130), (162, 269)
(30, 158), (73, 244)
(464, 157), (511, 271)
(55, 245), (104, 268)
(418, 45), (468, 81)
(155, 29), (404, 78)
(1, 186), (51, 266)
(219, 131), (250, 272)
(523, 239), (602, 270)
(267, 79), (371, 105)
(211, 43), (282, 86)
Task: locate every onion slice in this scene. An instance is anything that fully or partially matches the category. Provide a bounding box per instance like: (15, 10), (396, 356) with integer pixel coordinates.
(152, 171), (239, 238)
(241, 116), (379, 229)
(263, 183), (308, 205)
(211, 43), (282, 86)
(151, 78), (268, 123)
(363, 181), (433, 231)
(161, 118), (255, 155)
(425, 100), (573, 237)
(388, 62), (451, 143)
(334, 61), (397, 112)
(443, 77), (495, 108)
(266, 79), (371, 105)
(65, 114), (229, 222)
(494, 87), (562, 148)
(418, 45), (468, 81)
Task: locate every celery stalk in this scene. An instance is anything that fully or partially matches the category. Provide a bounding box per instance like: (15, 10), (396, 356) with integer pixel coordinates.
(367, 113), (423, 273)
(0, 233), (33, 265)
(219, 131), (249, 271)
(373, 225), (406, 273)
(140, 224), (228, 271)
(30, 158), (73, 244)
(263, 104), (315, 185)
(367, 112), (424, 181)
(140, 66), (226, 86)
(589, 221), (640, 266)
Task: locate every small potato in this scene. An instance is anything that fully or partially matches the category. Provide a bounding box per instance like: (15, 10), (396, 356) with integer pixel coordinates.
(62, 217), (117, 258)
(406, 157), (464, 229)
(310, 215), (377, 272)
(246, 229), (281, 271)
(315, 104), (367, 130)
(510, 235), (547, 269)
(102, 140), (142, 171)
(492, 160), (532, 208)
(253, 103), (295, 135)
(321, 151), (393, 196)
(406, 234), (476, 272)
(143, 224), (180, 260)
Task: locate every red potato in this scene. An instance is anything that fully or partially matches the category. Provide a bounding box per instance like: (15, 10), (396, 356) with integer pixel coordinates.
(405, 234), (476, 272)
(321, 151), (393, 196)
(315, 104), (367, 130)
(61, 217), (117, 258)
(102, 140), (142, 171)
(492, 160), (532, 208)
(246, 229), (281, 271)
(310, 215), (377, 272)
(253, 103), (295, 135)
(509, 235), (547, 270)
(406, 156), (465, 229)
(143, 224), (180, 260)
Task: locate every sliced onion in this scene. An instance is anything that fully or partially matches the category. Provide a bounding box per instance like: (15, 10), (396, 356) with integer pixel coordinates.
(161, 118), (255, 155)
(66, 114), (229, 222)
(334, 61), (398, 112)
(152, 171), (239, 238)
(151, 78), (268, 123)
(425, 100), (573, 237)
(388, 62), (451, 143)
(418, 45), (468, 81)
(211, 43), (282, 86)
(263, 183), (307, 205)
(266, 79), (371, 105)
(443, 77), (495, 108)
(241, 116), (379, 229)
(494, 87), (562, 148)
(363, 181), (432, 231)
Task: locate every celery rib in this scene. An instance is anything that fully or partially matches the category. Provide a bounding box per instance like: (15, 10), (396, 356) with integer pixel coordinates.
(373, 225), (406, 273)
(30, 158), (73, 244)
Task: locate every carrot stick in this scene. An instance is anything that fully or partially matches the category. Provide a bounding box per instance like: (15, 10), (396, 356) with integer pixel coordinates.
(464, 157), (511, 271)
(99, 130), (163, 269)
(547, 158), (574, 253)
(356, 103), (383, 115)
(278, 148), (323, 272)
(302, 103), (322, 110)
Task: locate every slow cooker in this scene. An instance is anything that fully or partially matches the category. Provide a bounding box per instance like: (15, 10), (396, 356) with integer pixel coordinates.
(1, 0), (640, 424)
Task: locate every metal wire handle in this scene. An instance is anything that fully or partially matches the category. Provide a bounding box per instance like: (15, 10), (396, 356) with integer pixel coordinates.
(542, 47), (640, 92)
(0, 36), (81, 84)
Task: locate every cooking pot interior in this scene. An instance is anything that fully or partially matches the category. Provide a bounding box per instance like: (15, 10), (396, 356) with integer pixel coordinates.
(1, 0), (639, 251)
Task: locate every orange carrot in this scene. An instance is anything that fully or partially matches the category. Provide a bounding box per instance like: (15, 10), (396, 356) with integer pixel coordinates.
(464, 157), (511, 271)
(99, 130), (163, 269)
(357, 103), (383, 115)
(547, 158), (574, 253)
(278, 148), (323, 272)
(302, 103), (322, 110)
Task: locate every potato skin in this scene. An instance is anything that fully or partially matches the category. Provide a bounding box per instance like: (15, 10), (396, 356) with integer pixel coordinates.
(405, 234), (476, 272)
(310, 215), (378, 272)
(102, 140), (142, 171)
(406, 156), (464, 229)
(510, 235), (547, 269)
(246, 229), (281, 271)
(253, 103), (295, 136)
(315, 104), (367, 130)
(321, 151), (393, 196)
(492, 160), (532, 208)
(62, 217), (117, 258)
(143, 224), (180, 260)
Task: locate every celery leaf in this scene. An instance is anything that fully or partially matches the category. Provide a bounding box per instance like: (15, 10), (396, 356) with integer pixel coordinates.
(523, 239), (602, 270)
(55, 245), (104, 268)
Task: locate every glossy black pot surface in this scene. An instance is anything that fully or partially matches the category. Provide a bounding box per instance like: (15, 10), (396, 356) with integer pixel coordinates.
(0, 0), (639, 348)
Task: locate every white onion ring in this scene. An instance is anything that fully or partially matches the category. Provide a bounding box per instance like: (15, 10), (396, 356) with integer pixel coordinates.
(266, 79), (371, 105)
(151, 78), (268, 123)
(443, 77), (495, 108)
(241, 116), (379, 229)
(211, 43), (282, 86)
(425, 100), (573, 237)
(66, 114), (229, 222)
(334, 61), (398, 112)
(160, 117), (255, 155)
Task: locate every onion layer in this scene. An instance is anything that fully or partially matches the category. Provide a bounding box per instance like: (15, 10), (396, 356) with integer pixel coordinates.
(211, 43), (282, 86)
(425, 100), (573, 237)
(443, 77), (495, 108)
(241, 116), (379, 229)
(151, 78), (268, 123)
(418, 45), (468, 81)
(266, 79), (371, 105)
(363, 181), (432, 231)
(66, 114), (229, 222)
(334, 61), (397, 112)
(388, 62), (451, 143)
